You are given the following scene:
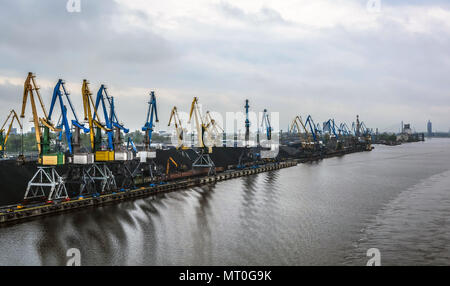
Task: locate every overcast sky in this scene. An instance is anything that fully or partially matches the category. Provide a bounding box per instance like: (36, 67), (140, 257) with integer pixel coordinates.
(1, 0), (449, 133)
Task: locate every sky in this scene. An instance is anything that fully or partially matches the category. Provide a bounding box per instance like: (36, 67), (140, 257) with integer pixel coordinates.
(0, 0), (449, 133)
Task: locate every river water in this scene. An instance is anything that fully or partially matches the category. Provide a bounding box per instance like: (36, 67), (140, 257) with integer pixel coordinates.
(0, 138), (449, 266)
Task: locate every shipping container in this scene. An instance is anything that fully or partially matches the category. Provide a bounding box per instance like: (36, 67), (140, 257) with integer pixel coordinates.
(73, 153), (94, 165)
(95, 151), (114, 162)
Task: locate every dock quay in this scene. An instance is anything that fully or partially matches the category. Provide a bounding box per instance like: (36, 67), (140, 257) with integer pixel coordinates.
(0, 160), (297, 226)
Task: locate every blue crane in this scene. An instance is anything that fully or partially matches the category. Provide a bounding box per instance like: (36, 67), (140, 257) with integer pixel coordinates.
(48, 79), (89, 154)
(93, 85), (114, 150)
(360, 121), (372, 136)
(323, 119), (339, 140)
(338, 123), (351, 136)
(304, 115), (320, 143)
(142, 91), (158, 150)
(93, 85), (129, 151)
(127, 137), (137, 153)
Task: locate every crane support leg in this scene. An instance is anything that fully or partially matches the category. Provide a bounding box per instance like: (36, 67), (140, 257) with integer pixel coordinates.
(192, 150), (216, 175)
(24, 167), (68, 201)
(81, 163), (116, 194)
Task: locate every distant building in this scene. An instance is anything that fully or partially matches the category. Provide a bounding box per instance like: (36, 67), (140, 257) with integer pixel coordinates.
(403, 124), (412, 135)
(10, 128), (17, 135)
(31, 127), (35, 133)
(427, 120), (432, 137)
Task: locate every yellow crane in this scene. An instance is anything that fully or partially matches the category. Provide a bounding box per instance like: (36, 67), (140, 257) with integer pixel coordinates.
(165, 156), (178, 176)
(0, 109), (23, 157)
(81, 79), (111, 153)
(21, 72), (60, 162)
(168, 106), (185, 149)
(204, 111), (223, 147)
(290, 115), (313, 149)
(188, 97), (208, 148)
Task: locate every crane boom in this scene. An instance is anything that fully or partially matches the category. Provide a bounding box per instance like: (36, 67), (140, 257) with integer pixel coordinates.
(188, 97), (206, 148)
(20, 72), (59, 155)
(304, 115), (319, 142)
(48, 79), (88, 154)
(290, 115), (312, 146)
(204, 111), (223, 147)
(82, 80), (96, 151)
(82, 81), (112, 152)
(168, 106), (184, 148)
(0, 109), (23, 157)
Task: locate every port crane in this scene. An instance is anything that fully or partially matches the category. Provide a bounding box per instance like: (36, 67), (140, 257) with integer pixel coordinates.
(48, 79), (89, 155)
(204, 111), (224, 147)
(304, 115), (323, 150)
(323, 119), (339, 140)
(131, 91), (160, 182)
(360, 121), (372, 136)
(21, 73), (68, 202)
(260, 109), (272, 141)
(189, 97), (208, 148)
(338, 123), (352, 136)
(142, 91), (158, 151)
(21, 72), (62, 162)
(289, 115), (313, 149)
(304, 115), (319, 143)
(80, 80), (116, 194)
(188, 97), (215, 174)
(82, 80), (111, 153)
(94, 85), (121, 152)
(168, 106), (185, 149)
(95, 85), (136, 188)
(0, 109), (22, 158)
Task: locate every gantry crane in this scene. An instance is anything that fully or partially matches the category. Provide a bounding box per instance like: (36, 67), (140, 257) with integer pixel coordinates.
(168, 106), (185, 149)
(21, 73), (68, 202)
(187, 97), (215, 174)
(128, 91), (160, 181)
(80, 79), (116, 194)
(0, 109), (22, 158)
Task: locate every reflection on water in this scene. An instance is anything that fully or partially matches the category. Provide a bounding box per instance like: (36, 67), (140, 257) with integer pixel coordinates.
(0, 138), (449, 265)
(344, 169), (450, 265)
